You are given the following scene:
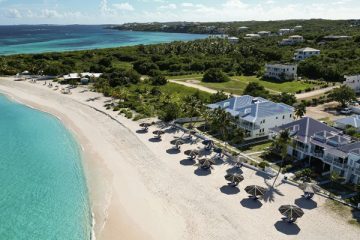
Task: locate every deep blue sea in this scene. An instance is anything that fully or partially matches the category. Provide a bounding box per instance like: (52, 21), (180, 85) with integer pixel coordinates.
(0, 25), (207, 55)
(0, 94), (91, 239)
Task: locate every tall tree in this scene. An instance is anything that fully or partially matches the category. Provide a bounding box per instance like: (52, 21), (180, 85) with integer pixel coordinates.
(272, 130), (292, 187)
(294, 103), (306, 119)
(328, 85), (356, 108)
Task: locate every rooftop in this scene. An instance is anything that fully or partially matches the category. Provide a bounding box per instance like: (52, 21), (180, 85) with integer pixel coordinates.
(271, 117), (360, 157)
(335, 115), (360, 128)
(208, 95), (293, 123)
(296, 47), (320, 52)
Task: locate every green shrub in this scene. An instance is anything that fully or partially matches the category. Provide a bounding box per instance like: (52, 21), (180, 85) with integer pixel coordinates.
(258, 161), (270, 169)
(202, 68), (230, 83)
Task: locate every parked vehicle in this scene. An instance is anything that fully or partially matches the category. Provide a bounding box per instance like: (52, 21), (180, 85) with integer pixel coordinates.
(340, 108), (352, 115)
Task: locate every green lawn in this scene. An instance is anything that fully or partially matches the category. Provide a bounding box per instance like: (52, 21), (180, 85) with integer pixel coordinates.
(126, 82), (212, 100)
(241, 141), (272, 153)
(170, 74), (318, 95)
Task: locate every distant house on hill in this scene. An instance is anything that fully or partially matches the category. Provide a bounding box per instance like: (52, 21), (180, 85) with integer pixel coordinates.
(258, 31), (271, 37)
(244, 33), (261, 39)
(238, 26), (249, 31)
(279, 35), (304, 46)
(208, 95), (294, 140)
(278, 28), (294, 36)
(343, 74), (360, 93)
(323, 35), (352, 41)
(264, 64), (298, 81)
(294, 47), (320, 61)
(228, 36), (239, 44)
(294, 25), (303, 31)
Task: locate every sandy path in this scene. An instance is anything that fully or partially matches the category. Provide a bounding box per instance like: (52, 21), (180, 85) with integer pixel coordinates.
(0, 78), (359, 240)
(296, 86), (338, 100)
(170, 79), (337, 100)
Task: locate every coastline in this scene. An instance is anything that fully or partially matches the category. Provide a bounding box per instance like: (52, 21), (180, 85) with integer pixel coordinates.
(1, 77), (359, 240)
(0, 77), (183, 240)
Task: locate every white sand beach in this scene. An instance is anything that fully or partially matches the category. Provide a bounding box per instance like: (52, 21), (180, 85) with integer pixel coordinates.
(0, 77), (359, 240)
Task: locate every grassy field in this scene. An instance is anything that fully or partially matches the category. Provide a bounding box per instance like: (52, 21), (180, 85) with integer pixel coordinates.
(127, 82), (212, 100)
(170, 74), (318, 95)
(241, 141), (272, 153)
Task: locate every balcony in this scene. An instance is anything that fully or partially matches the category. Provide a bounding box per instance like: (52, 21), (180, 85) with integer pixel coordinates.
(355, 168), (360, 176)
(238, 122), (260, 131)
(333, 161), (345, 169)
(295, 145), (308, 153)
(312, 151), (324, 158)
(323, 156), (332, 164)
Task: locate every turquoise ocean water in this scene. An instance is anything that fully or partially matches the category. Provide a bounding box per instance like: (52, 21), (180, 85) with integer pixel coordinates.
(0, 94), (91, 239)
(0, 25), (208, 55)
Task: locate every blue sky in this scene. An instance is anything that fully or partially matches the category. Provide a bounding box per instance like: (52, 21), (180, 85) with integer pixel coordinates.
(0, 0), (359, 24)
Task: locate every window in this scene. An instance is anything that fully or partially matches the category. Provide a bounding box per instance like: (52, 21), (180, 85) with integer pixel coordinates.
(283, 115), (285, 119)
(290, 114), (292, 118)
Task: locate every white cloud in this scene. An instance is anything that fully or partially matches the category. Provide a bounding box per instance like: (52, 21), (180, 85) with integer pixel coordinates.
(159, 3), (177, 10)
(4, 9), (22, 18)
(100, 0), (115, 15)
(113, 2), (134, 11)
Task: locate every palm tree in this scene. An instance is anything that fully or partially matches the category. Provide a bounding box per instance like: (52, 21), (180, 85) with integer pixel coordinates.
(272, 130), (291, 187)
(330, 171), (343, 188)
(182, 96), (203, 128)
(294, 103), (306, 119)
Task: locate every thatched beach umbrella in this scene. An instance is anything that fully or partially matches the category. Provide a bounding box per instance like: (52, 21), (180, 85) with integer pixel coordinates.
(153, 130), (165, 139)
(202, 139), (214, 150)
(298, 182), (320, 199)
(184, 149), (200, 159)
(139, 122), (151, 130)
(279, 205), (304, 222)
(225, 173), (244, 186)
(245, 185), (267, 199)
(196, 158), (215, 170)
(299, 182), (320, 194)
(170, 139), (185, 150)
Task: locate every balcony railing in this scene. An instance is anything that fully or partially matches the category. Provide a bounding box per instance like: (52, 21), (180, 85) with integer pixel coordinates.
(323, 156), (332, 164)
(238, 122), (260, 131)
(295, 145), (308, 152)
(312, 151), (324, 158)
(355, 169), (360, 176)
(333, 161), (345, 169)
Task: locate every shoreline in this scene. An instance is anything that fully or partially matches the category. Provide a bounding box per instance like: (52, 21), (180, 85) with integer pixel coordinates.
(1, 77), (359, 240)
(0, 89), (98, 240)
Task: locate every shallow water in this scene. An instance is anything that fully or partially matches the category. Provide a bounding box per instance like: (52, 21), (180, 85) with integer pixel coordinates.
(0, 25), (208, 55)
(0, 94), (91, 239)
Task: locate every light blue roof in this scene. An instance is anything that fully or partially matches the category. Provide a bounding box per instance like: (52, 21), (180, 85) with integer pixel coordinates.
(335, 115), (360, 128)
(208, 95), (294, 122)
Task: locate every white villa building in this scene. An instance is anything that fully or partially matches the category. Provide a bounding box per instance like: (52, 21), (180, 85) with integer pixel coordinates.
(258, 31), (271, 37)
(294, 47), (320, 61)
(63, 72), (102, 81)
(244, 33), (261, 39)
(271, 117), (360, 184)
(294, 25), (303, 31)
(279, 35), (304, 46)
(279, 28), (293, 35)
(208, 96), (294, 140)
(228, 37), (239, 44)
(238, 26), (249, 31)
(343, 74), (360, 93)
(335, 115), (360, 131)
(264, 64), (298, 81)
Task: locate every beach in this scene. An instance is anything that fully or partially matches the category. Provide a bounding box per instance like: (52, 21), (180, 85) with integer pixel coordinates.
(0, 77), (359, 240)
